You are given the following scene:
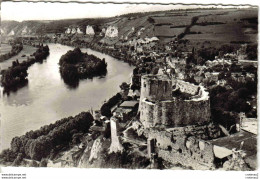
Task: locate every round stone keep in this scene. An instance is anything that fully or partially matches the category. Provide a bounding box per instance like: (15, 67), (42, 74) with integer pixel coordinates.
(140, 74), (172, 101)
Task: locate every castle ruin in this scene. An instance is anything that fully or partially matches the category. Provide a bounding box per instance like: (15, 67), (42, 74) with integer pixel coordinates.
(137, 74), (220, 169)
(139, 74), (211, 129)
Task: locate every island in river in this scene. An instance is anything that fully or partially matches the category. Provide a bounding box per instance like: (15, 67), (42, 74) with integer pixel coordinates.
(0, 45), (50, 93)
(59, 47), (107, 87)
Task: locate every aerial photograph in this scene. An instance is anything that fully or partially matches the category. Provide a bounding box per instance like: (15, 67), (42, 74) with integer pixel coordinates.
(0, 1), (258, 172)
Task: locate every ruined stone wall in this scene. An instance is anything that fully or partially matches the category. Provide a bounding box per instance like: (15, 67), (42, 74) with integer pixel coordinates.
(139, 74), (211, 129)
(140, 98), (211, 128)
(109, 117), (123, 153)
(139, 99), (155, 128)
(174, 80), (199, 95)
(148, 129), (215, 169)
(140, 74), (172, 102)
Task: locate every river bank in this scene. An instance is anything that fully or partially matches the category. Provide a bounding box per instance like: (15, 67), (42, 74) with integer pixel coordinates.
(59, 47), (107, 87)
(0, 43), (23, 62)
(0, 43), (134, 152)
(0, 45), (49, 93)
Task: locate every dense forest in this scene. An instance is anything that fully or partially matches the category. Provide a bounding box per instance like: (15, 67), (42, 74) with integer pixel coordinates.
(0, 112), (94, 166)
(59, 47), (107, 87)
(100, 93), (122, 117)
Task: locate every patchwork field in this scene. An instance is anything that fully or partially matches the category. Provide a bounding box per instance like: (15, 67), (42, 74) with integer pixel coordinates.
(1, 8), (258, 48)
(0, 45), (37, 70)
(0, 44), (12, 55)
(154, 26), (185, 37)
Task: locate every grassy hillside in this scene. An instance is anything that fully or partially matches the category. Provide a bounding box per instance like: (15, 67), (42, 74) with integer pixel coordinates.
(1, 8), (258, 46)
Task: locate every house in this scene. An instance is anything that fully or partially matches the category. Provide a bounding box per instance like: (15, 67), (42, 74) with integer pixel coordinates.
(113, 100), (139, 122)
(217, 79), (227, 86)
(119, 100), (139, 109)
(211, 130), (257, 169)
(194, 75), (204, 84)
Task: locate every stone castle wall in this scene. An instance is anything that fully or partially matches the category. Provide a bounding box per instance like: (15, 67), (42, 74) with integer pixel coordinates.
(148, 129), (215, 169)
(109, 117), (123, 153)
(174, 80), (199, 95)
(140, 74), (172, 102)
(140, 98), (211, 128)
(139, 74), (211, 129)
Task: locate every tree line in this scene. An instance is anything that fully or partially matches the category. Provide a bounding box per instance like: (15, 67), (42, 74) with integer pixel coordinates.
(0, 45), (50, 92)
(0, 112), (94, 165)
(59, 47), (107, 88)
(0, 44), (23, 62)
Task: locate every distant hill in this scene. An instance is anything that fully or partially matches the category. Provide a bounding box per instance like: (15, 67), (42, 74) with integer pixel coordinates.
(1, 8), (258, 46)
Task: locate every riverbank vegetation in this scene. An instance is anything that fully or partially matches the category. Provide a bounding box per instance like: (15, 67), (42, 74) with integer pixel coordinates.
(59, 47), (107, 88)
(0, 45), (49, 93)
(0, 112), (94, 166)
(100, 93), (122, 117)
(0, 44), (23, 62)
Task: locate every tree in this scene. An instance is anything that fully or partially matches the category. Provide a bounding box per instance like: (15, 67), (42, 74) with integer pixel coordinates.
(39, 158), (48, 167)
(101, 104), (112, 117)
(12, 153), (23, 166)
(0, 149), (17, 163)
(237, 88), (250, 99)
(72, 133), (84, 146)
(120, 82), (130, 91)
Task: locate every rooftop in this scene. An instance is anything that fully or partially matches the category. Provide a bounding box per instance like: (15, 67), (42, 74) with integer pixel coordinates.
(120, 100), (139, 108)
(211, 130), (257, 158)
(241, 118), (257, 135)
(142, 74), (171, 81)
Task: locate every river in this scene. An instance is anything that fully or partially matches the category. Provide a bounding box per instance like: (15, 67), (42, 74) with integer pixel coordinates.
(0, 43), (134, 151)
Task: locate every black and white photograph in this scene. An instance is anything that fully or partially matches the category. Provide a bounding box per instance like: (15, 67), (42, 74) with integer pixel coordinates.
(0, 0), (258, 176)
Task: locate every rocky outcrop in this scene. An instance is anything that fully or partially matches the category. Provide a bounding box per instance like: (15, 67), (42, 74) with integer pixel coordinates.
(89, 138), (104, 162)
(65, 28), (71, 34)
(8, 30), (15, 36)
(86, 25), (95, 36)
(77, 27), (84, 34)
(223, 149), (250, 171)
(105, 26), (118, 38)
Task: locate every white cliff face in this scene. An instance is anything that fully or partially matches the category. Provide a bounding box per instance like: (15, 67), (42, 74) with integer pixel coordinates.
(71, 28), (76, 34)
(137, 27), (145, 36)
(77, 27), (84, 34)
(8, 30), (15, 36)
(86, 25), (95, 35)
(0, 28), (4, 34)
(105, 26), (118, 38)
(124, 27), (135, 40)
(89, 138), (103, 162)
(65, 28), (71, 34)
(21, 26), (28, 35)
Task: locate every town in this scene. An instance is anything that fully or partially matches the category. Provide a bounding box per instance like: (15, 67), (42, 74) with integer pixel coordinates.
(0, 7), (257, 171)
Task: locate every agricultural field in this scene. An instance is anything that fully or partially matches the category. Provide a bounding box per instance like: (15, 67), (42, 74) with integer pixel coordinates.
(154, 25), (185, 37)
(182, 8), (257, 48)
(0, 44), (12, 55)
(1, 8), (257, 48)
(0, 45), (36, 70)
(152, 15), (192, 26)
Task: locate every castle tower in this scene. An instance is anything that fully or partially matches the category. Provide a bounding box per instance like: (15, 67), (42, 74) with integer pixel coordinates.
(109, 116), (123, 153)
(139, 74), (173, 128)
(139, 74), (211, 129)
(140, 74), (172, 103)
